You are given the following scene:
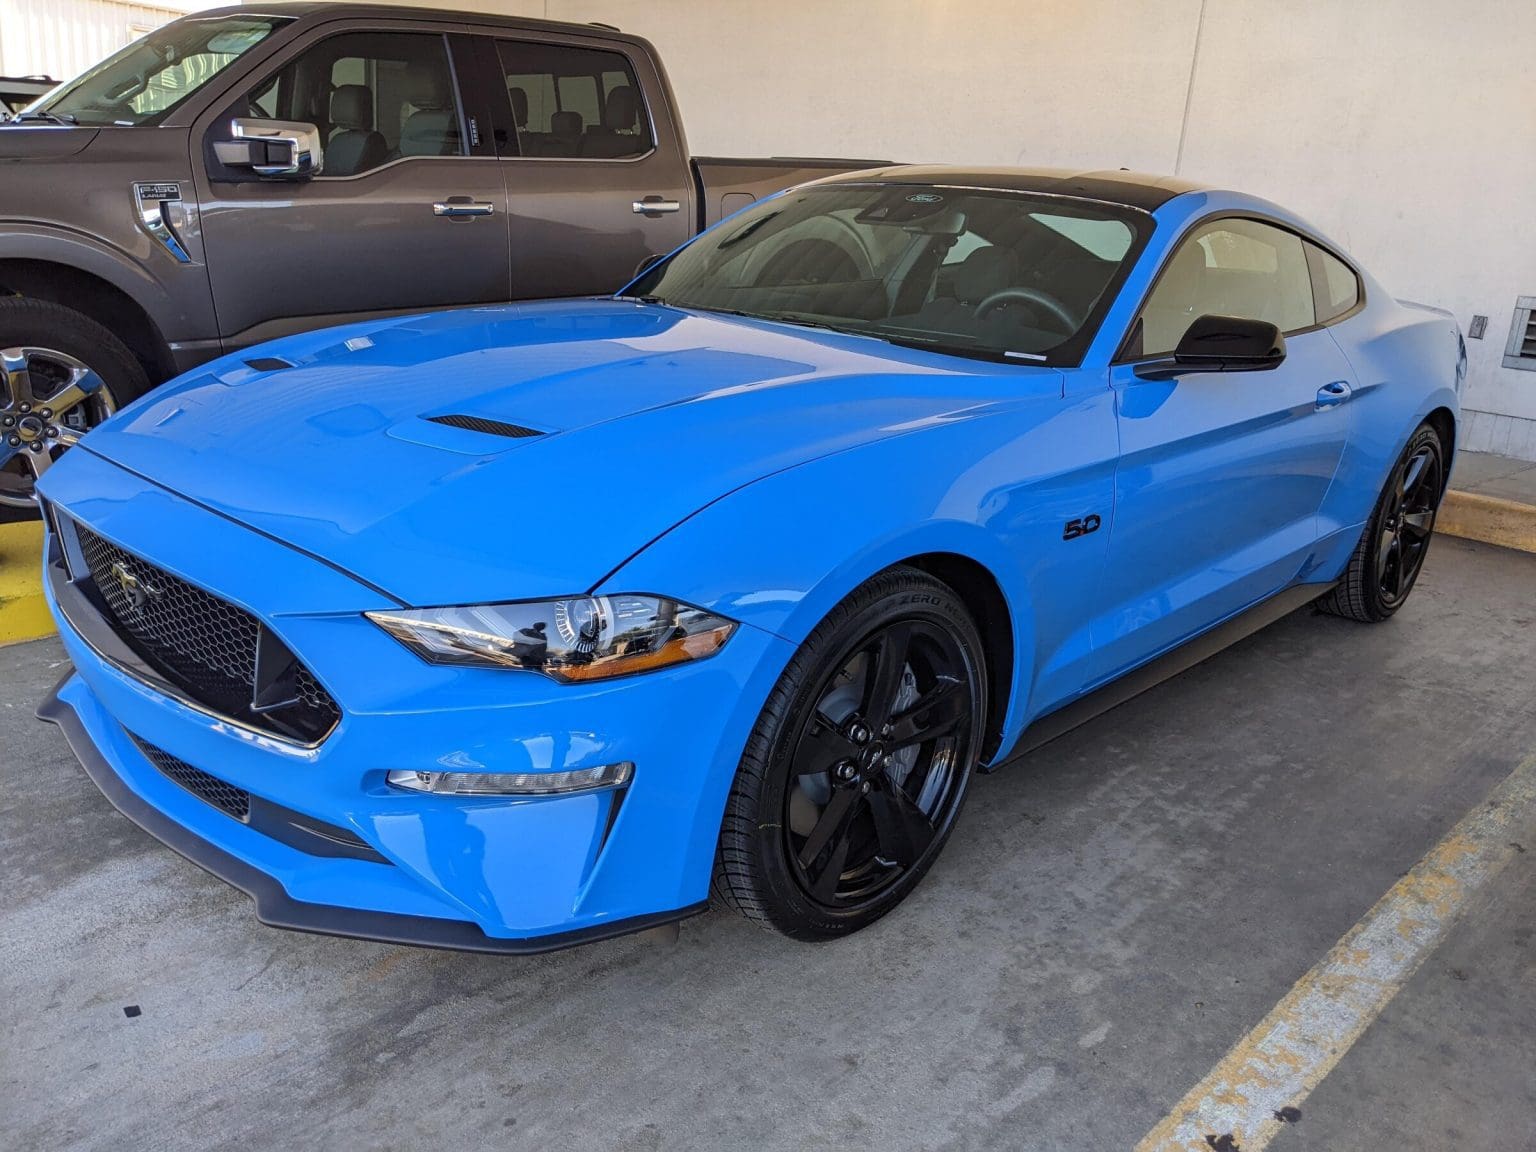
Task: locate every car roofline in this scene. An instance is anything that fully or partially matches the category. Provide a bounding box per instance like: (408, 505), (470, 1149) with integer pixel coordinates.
(808, 165), (1213, 213)
(184, 2), (644, 44)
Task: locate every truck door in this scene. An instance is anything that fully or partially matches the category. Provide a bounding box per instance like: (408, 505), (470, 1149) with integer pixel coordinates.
(193, 21), (511, 349)
(475, 32), (695, 298)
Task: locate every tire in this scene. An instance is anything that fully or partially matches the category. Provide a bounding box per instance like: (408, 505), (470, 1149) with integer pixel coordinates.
(712, 566), (987, 940)
(1317, 421), (1445, 623)
(0, 297), (148, 510)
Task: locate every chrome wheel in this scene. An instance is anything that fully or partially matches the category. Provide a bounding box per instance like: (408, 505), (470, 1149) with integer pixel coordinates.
(785, 619), (974, 908)
(0, 345), (115, 507)
(1376, 439), (1442, 607)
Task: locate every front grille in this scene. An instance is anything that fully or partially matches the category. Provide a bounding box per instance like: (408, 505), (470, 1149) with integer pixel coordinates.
(131, 734), (250, 820)
(72, 523), (340, 742)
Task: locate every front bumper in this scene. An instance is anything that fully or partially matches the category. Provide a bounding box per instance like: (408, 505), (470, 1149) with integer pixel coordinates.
(36, 449), (794, 952)
(37, 674), (706, 953)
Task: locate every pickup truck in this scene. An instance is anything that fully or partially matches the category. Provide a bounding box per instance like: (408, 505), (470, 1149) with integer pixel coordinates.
(0, 2), (885, 506)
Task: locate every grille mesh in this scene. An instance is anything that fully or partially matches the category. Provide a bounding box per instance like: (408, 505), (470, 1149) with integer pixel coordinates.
(131, 735), (250, 821)
(73, 524), (339, 741)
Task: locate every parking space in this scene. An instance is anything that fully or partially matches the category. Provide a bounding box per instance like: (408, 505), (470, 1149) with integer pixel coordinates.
(4, 536), (1533, 1151)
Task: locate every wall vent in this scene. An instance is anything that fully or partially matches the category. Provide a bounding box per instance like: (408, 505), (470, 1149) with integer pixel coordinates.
(426, 414), (544, 439)
(1504, 296), (1536, 371)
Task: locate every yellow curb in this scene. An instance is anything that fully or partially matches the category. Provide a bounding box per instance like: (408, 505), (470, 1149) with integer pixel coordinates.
(0, 519), (53, 646)
(1438, 489), (1536, 555)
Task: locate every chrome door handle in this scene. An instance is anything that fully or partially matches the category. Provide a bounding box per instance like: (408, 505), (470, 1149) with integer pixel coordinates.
(633, 198), (681, 215)
(1316, 380), (1353, 408)
(433, 199), (495, 218)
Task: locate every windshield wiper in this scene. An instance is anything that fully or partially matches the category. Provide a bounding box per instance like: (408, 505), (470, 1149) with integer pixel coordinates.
(858, 326), (1038, 364)
(10, 109), (77, 125)
(678, 305), (876, 340)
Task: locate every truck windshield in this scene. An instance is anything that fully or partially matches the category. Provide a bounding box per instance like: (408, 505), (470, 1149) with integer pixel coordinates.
(627, 184), (1151, 366)
(24, 14), (291, 127)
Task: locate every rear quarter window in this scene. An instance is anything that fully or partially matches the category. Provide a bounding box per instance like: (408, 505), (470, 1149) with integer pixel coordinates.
(1306, 242), (1362, 323)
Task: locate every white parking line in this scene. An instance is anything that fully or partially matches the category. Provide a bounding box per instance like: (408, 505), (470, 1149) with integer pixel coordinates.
(1136, 752), (1536, 1152)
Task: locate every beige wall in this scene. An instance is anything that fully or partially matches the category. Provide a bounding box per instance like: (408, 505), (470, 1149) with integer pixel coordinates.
(252, 0), (1536, 455)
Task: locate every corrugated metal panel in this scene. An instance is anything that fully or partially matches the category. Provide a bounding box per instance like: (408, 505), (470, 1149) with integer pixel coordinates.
(0, 0), (193, 85)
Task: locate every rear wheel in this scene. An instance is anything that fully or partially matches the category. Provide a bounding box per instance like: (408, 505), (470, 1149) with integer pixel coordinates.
(712, 567), (986, 940)
(0, 299), (145, 509)
(1318, 422), (1445, 622)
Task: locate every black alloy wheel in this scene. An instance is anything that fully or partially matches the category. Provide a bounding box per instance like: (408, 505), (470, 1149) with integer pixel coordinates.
(713, 567), (986, 940)
(1319, 421), (1445, 622)
(1374, 436), (1442, 608)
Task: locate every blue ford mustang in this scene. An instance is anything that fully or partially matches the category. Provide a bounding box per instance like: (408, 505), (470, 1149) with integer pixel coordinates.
(35, 166), (1464, 951)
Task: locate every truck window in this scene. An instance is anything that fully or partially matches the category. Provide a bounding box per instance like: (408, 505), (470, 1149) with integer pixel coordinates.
(245, 31), (466, 178)
(495, 40), (653, 160)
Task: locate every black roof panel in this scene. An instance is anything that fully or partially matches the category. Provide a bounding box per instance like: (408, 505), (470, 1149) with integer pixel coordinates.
(817, 165), (1211, 211)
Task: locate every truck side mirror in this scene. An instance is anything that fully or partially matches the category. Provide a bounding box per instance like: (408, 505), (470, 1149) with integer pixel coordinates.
(212, 118), (324, 179)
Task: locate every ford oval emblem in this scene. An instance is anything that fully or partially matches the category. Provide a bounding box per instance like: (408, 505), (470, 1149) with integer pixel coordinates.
(905, 193), (944, 204)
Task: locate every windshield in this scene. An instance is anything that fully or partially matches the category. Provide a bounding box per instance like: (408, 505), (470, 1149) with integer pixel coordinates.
(25, 15), (291, 127)
(628, 184), (1151, 365)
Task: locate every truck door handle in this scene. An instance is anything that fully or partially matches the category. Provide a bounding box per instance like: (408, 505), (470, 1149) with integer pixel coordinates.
(1316, 380), (1353, 408)
(433, 198), (495, 219)
(633, 197), (682, 216)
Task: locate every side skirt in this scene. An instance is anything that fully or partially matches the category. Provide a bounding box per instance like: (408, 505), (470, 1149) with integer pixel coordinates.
(994, 581), (1337, 768)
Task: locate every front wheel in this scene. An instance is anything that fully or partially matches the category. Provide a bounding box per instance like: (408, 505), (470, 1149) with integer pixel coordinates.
(712, 567), (986, 940)
(0, 298), (147, 509)
(1318, 422), (1445, 622)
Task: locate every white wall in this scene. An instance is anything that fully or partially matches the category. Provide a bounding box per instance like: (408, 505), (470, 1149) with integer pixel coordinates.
(532, 0), (1536, 456)
(0, 0), (201, 82)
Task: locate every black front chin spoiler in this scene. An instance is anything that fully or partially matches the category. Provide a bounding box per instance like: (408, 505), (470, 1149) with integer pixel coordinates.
(37, 674), (707, 956)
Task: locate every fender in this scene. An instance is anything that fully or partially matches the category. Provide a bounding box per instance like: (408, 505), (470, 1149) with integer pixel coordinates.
(0, 221), (214, 346)
(600, 394), (1124, 768)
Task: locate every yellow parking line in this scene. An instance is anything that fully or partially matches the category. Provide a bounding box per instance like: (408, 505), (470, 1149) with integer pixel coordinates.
(0, 519), (53, 646)
(1136, 751), (1536, 1152)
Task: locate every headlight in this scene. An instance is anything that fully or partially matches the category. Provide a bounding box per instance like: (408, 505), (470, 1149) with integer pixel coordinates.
(366, 594), (737, 682)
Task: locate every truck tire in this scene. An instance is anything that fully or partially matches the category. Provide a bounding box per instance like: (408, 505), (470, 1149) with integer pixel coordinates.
(0, 297), (148, 510)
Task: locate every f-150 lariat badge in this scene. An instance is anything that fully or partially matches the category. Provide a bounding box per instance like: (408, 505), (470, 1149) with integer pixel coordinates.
(133, 182), (192, 264)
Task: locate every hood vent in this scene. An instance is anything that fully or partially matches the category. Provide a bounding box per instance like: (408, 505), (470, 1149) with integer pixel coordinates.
(426, 414), (545, 439)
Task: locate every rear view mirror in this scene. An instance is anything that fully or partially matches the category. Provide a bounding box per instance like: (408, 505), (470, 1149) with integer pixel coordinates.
(212, 118), (323, 179)
(1136, 314), (1286, 379)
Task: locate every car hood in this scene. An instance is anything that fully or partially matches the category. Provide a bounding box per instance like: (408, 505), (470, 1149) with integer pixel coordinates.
(82, 299), (1051, 606)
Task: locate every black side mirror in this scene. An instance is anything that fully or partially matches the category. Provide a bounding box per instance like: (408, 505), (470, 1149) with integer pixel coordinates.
(1135, 314), (1286, 379)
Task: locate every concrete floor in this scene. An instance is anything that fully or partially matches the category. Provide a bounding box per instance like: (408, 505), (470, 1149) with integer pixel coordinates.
(2, 537), (1534, 1151)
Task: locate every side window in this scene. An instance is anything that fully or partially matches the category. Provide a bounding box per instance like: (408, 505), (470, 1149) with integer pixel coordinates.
(246, 31), (464, 178)
(1306, 242), (1362, 324)
(941, 231), (990, 266)
(495, 39), (654, 159)
(1137, 218), (1315, 357)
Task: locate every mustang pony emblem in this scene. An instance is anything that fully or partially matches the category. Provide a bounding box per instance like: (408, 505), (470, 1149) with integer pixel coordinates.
(109, 560), (158, 610)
